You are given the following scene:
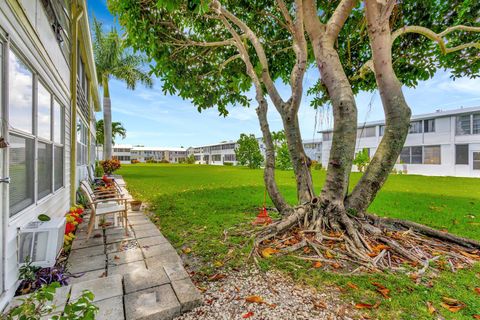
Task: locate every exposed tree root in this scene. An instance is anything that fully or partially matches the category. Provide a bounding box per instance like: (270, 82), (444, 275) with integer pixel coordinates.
(254, 207), (480, 274)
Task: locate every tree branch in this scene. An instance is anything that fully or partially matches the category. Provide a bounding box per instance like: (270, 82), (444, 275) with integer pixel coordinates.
(211, 0), (285, 108)
(354, 24), (480, 79)
(326, 0), (358, 42)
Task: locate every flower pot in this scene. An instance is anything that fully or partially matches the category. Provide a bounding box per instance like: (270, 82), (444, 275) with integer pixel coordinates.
(131, 200), (142, 211)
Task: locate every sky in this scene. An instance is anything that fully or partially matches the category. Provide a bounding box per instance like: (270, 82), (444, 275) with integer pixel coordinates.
(88, 1), (480, 148)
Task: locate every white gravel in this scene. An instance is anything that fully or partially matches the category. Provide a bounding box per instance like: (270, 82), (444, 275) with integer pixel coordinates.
(175, 268), (357, 320)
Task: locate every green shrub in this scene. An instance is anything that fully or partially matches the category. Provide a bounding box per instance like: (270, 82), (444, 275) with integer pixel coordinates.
(159, 159), (170, 163)
(5, 282), (98, 320)
(313, 162), (323, 170)
(223, 162), (233, 166)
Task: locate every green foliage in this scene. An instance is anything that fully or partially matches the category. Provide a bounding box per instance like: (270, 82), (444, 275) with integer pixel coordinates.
(185, 154), (196, 164)
(108, 1), (479, 113)
(353, 148), (370, 173)
(92, 18), (153, 92)
(271, 130), (292, 170)
(235, 134), (263, 169)
(18, 258), (39, 282)
(95, 120), (127, 146)
(312, 161), (323, 170)
(223, 162), (233, 166)
(4, 283), (98, 320)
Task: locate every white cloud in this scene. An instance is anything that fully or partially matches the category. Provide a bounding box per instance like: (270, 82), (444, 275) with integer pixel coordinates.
(437, 77), (480, 95)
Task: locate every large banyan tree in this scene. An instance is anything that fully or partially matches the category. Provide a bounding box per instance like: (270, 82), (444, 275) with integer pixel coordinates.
(109, 0), (480, 269)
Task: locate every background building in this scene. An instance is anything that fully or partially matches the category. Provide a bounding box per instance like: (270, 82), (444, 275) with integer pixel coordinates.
(319, 106), (480, 177)
(0, 0), (100, 308)
(189, 141), (237, 165)
(129, 146), (186, 163)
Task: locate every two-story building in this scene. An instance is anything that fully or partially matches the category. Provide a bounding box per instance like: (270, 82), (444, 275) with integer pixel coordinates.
(319, 106), (480, 177)
(0, 0), (100, 308)
(189, 141), (237, 165)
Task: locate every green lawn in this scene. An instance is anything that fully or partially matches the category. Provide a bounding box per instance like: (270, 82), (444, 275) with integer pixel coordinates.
(119, 164), (480, 319)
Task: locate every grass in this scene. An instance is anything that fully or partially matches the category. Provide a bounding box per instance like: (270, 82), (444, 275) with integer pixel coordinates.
(119, 163), (480, 319)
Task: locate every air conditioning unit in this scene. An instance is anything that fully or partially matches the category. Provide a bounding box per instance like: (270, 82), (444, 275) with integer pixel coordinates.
(18, 218), (66, 267)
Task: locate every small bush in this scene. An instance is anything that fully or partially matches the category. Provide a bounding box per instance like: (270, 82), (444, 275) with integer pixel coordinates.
(100, 159), (121, 175)
(159, 159), (170, 163)
(146, 159), (158, 163)
(131, 159), (140, 164)
(313, 162), (323, 170)
(223, 162), (233, 166)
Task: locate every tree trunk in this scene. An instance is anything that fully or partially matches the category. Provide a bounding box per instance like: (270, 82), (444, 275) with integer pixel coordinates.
(256, 99), (293, 215)
(346, 0), (411, 216)
(281, 108), (314, 204)
(314, 46), (358, 208)
(103, 77), (113, 160)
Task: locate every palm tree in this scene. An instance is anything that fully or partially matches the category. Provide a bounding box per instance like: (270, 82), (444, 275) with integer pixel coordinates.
(92, 18), (153, 159)
(95, 119), (126, 146)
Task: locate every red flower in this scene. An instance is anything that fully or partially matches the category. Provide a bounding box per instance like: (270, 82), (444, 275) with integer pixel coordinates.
(65, 222), (76, 234)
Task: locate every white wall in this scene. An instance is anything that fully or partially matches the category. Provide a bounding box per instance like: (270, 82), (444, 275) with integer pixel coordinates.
(0, 1), (71, 308)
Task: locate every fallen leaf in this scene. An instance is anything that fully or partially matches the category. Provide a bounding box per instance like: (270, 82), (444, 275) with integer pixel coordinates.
(214, 261), (224, 268)
(473, 315), (480, 319)
(114, 255), (120, 260)
(475, 287), (480, 295)
(331, 262), (341, 269)
(312, 261), (322, 268)
(347, 282), (359, 290)
(355, 302), (379, 309)
(459, 251), (480, 260)
(313, 300), (327, 309)
(242, 311), (254, 318)
(245, 295), (264, 304)
(440, 297), (466, 313)
(261, 247), (278, 258)
(372, 282), (390, 299)
(182, 247), (192, 254)
(324, 250), (334, 259)
(426, 301), (436, 315)
(372, 244), (390, 252)
(208, 273), (226, 281)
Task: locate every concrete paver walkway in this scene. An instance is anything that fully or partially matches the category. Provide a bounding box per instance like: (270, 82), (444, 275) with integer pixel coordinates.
(7, 180), (201, 320)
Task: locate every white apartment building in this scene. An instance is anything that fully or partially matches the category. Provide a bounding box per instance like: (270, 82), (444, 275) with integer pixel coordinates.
(319, 106), (480, 177)
(104, 145), (187, 164)
(188, 141), (237, 165)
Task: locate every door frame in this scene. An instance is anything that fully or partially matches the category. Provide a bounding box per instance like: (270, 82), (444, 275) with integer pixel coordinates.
(472, 149), (480, 174)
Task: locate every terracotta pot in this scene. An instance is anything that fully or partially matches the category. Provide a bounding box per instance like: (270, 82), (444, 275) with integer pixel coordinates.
(131, 201), (142, 211)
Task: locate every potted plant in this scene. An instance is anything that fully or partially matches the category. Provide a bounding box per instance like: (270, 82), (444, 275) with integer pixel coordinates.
(130, 200), (142, 211)
(100, 159), (121, 176)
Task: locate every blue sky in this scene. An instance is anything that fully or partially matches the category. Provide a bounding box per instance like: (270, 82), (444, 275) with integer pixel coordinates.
(88, 1), (480, 148)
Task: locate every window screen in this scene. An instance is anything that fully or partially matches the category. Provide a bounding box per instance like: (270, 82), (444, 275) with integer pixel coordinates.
(456, 115), (471, 135)
(455, 144), (469, 165)
(409, 121), (422, 134)
(9, 134), (35, 216)
(473, 114), (480, 135)
(37, 82), (51, 140)
(54, 146), (64, 190)
(423, 146), (441, 164)
(37, 142), (53, 199)
(411, 146), (423, 164)
(424, 119), (435, 133)
(9, 50), (33, 133)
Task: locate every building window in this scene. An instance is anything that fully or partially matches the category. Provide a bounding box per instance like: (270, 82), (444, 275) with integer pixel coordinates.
(455, 144), (469, 165)
(379, 125), (385, 136)
(424, 119), (435, 133)
(37, 82), (52, 140)
(456, 114), (472, 135)
(9, 50), (33, 133)
(76, 118), (88, 165)
(9, 134), (35, 216)
(357, 127), (376, 138)
(409, 121), (422, 134)
(54, 146), (64, 190)
(224, 154), (236, 162)
(474, 152), (480, 170)
(323, 132), (332, 141)
(212, 154), (221, 161)
(423, 146), (441, 164)
(473, 114), (480, 135)
(37, 142), (53, 199)
(400, 145), (441, 165)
